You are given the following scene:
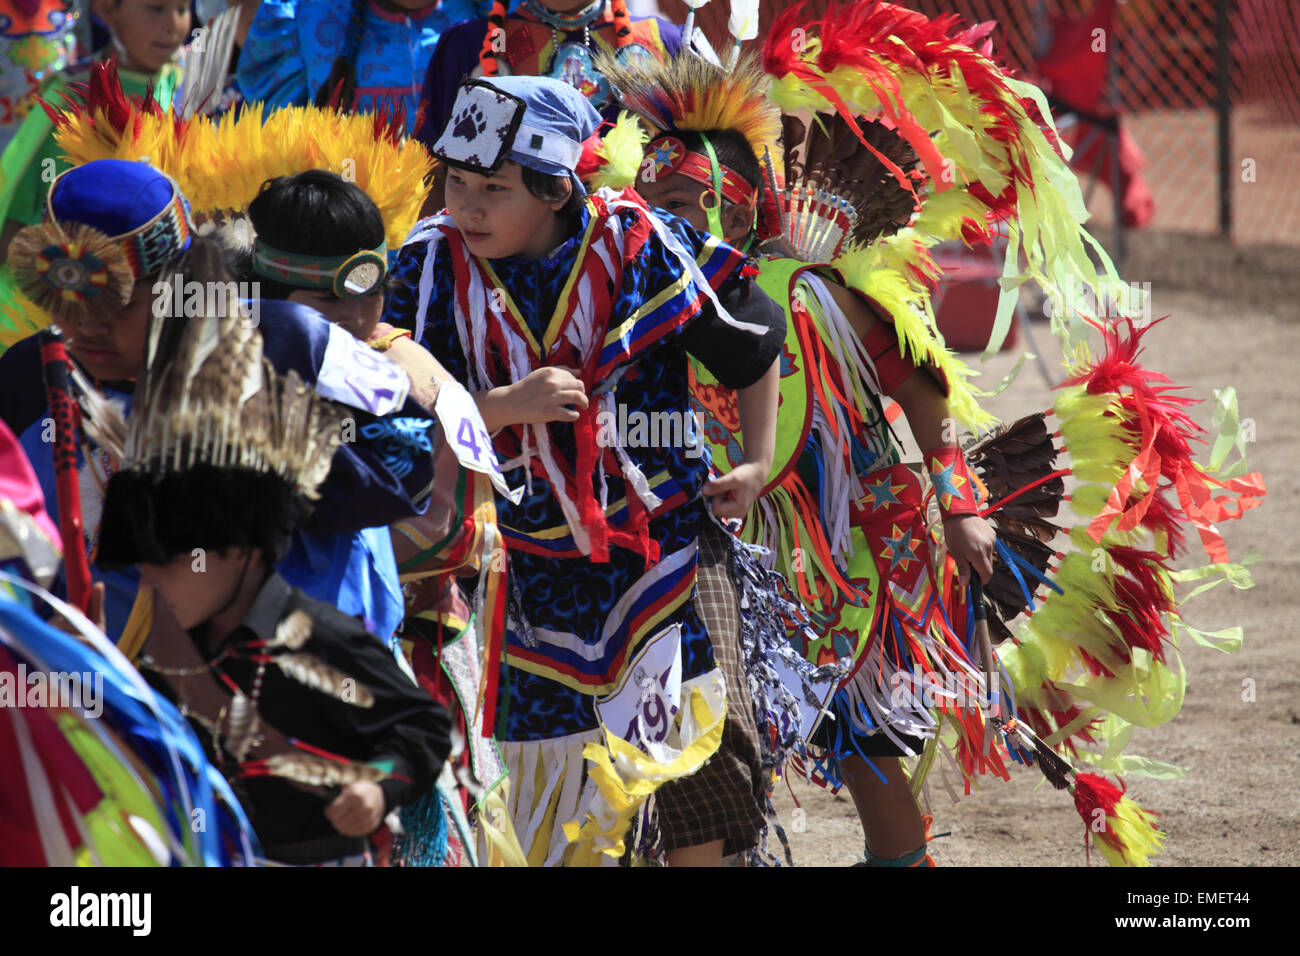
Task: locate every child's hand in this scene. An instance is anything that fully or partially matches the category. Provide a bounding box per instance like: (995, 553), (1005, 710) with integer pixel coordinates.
(704, 462), (766, 520)
(942, 514), (996, 587)
(325, 781), (386, 837)
(508, 367), (589, 424)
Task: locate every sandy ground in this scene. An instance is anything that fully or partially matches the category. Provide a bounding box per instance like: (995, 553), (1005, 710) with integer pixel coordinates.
(771, 229), (1300, 867)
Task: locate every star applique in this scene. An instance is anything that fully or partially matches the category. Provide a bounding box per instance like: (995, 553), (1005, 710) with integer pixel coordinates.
(929, 460), (967, 508)
(651, 141), (681, 177)
(862, 476), (904, 512)
(879, 524), (920, 574)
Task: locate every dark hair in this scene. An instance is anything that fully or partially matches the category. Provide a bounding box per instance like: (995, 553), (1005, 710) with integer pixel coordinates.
(444, 159), (584, 218)
(672, 129), (763, 197)
(243, 169), (387, 299)
(521, 165), (585, 217)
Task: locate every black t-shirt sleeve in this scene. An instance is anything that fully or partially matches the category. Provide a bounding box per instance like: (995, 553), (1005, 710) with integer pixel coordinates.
(678, 273), (786, 390)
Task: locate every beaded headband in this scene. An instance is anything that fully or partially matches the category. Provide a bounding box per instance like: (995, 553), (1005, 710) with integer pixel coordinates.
(251, 240), (389, 298)
(644, 135), (756, 207)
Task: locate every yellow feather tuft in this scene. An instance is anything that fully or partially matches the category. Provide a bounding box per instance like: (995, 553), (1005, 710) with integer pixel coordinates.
(587, 111), (648, 192)
(53, 102), (434, 250)
(1094, 792), (1165, 867)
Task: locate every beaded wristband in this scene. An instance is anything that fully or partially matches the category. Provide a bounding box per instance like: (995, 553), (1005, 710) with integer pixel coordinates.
(923, 446), (982, 517)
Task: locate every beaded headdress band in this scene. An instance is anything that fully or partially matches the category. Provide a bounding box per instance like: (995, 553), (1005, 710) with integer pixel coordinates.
(7, 167), (193, 323)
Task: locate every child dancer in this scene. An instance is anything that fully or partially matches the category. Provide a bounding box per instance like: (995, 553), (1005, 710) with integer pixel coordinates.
(1, 159), (437, 646)
(78, 289), (451, 866)
(383, 75), (789, 865)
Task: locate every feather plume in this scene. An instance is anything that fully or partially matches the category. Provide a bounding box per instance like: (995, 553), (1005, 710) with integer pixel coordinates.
(256, 753), (388, 788)
(580, 111), (649, 192)
(179, 5), (241, 119)
(66, 363), (127, 460)
(727, 0), (759, 41)
(118, 285), (342, 502)
(271, 609), (313, 651)
(272, 654), (375, 708)
(224, 693), (260, 763)
(598, 50), (781, 183)
(1071, 772), (1164, 867)
(50, 64), (434, 250)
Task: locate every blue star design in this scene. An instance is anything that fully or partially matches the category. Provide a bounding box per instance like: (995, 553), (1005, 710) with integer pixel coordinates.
(929, 460), (967, 508)
(652, 143), (678, 172)
(863, 476), (903, 512)
(880, 524), (919, 574)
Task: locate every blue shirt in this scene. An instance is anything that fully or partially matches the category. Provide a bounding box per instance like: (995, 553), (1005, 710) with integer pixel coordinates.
(236, 0), (497, 133)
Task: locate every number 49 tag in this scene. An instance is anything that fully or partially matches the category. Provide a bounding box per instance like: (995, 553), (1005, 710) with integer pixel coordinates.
(434, 381), (523, 503)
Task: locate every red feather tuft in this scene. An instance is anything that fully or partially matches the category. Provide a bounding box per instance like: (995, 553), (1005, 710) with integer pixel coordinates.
(1072, 771), (1124, 857)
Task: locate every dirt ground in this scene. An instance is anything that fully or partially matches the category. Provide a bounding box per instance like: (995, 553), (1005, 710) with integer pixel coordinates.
(771, 229), (1300, 867)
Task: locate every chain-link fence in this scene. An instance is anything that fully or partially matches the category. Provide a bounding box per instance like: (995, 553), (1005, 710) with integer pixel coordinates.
(661, 0), (1300, 246)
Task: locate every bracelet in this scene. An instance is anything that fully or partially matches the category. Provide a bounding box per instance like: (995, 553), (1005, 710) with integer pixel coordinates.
(923, 446), (982, 517)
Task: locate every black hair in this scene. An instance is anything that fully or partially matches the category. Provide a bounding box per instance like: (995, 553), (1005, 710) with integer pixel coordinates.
(443, 159), (585, 219)
(671, 128), (763, 196)
(242, 169), (388, 300)
(521, 166), (585, 218)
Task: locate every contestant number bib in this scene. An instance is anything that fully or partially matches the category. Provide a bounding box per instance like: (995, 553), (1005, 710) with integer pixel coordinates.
(595, 624), (683, 750)
(434, 380), (523, 504)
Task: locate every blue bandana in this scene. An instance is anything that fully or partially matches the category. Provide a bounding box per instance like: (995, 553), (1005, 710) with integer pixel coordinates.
(433, 76), (601, 196)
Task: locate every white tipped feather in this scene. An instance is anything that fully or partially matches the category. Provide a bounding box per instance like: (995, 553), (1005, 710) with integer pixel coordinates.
(727, 0), (759, 41)
(726, 0), (759, 68)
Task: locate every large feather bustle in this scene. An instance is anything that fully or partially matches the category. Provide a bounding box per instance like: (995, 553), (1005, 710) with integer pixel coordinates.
(761, 1), (1137, 356)
(996, 319), (1264, 776)
(50, 63), (433, 251)
(779, 112), (922, 258)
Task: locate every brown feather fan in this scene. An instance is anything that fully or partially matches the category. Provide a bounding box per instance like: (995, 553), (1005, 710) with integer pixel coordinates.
(964, 411), (1066, 643)
(779, 112), (921, 260)
(92, 280), (345, 500)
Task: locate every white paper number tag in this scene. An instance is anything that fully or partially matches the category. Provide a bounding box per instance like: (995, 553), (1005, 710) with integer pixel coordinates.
(595, 624), (683, 756)
(434, 380), (522, 504)
(317, 323), (410, 415)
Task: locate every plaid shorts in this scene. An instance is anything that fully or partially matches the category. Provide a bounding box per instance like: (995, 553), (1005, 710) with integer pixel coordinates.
(652, 521), (767, 854)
